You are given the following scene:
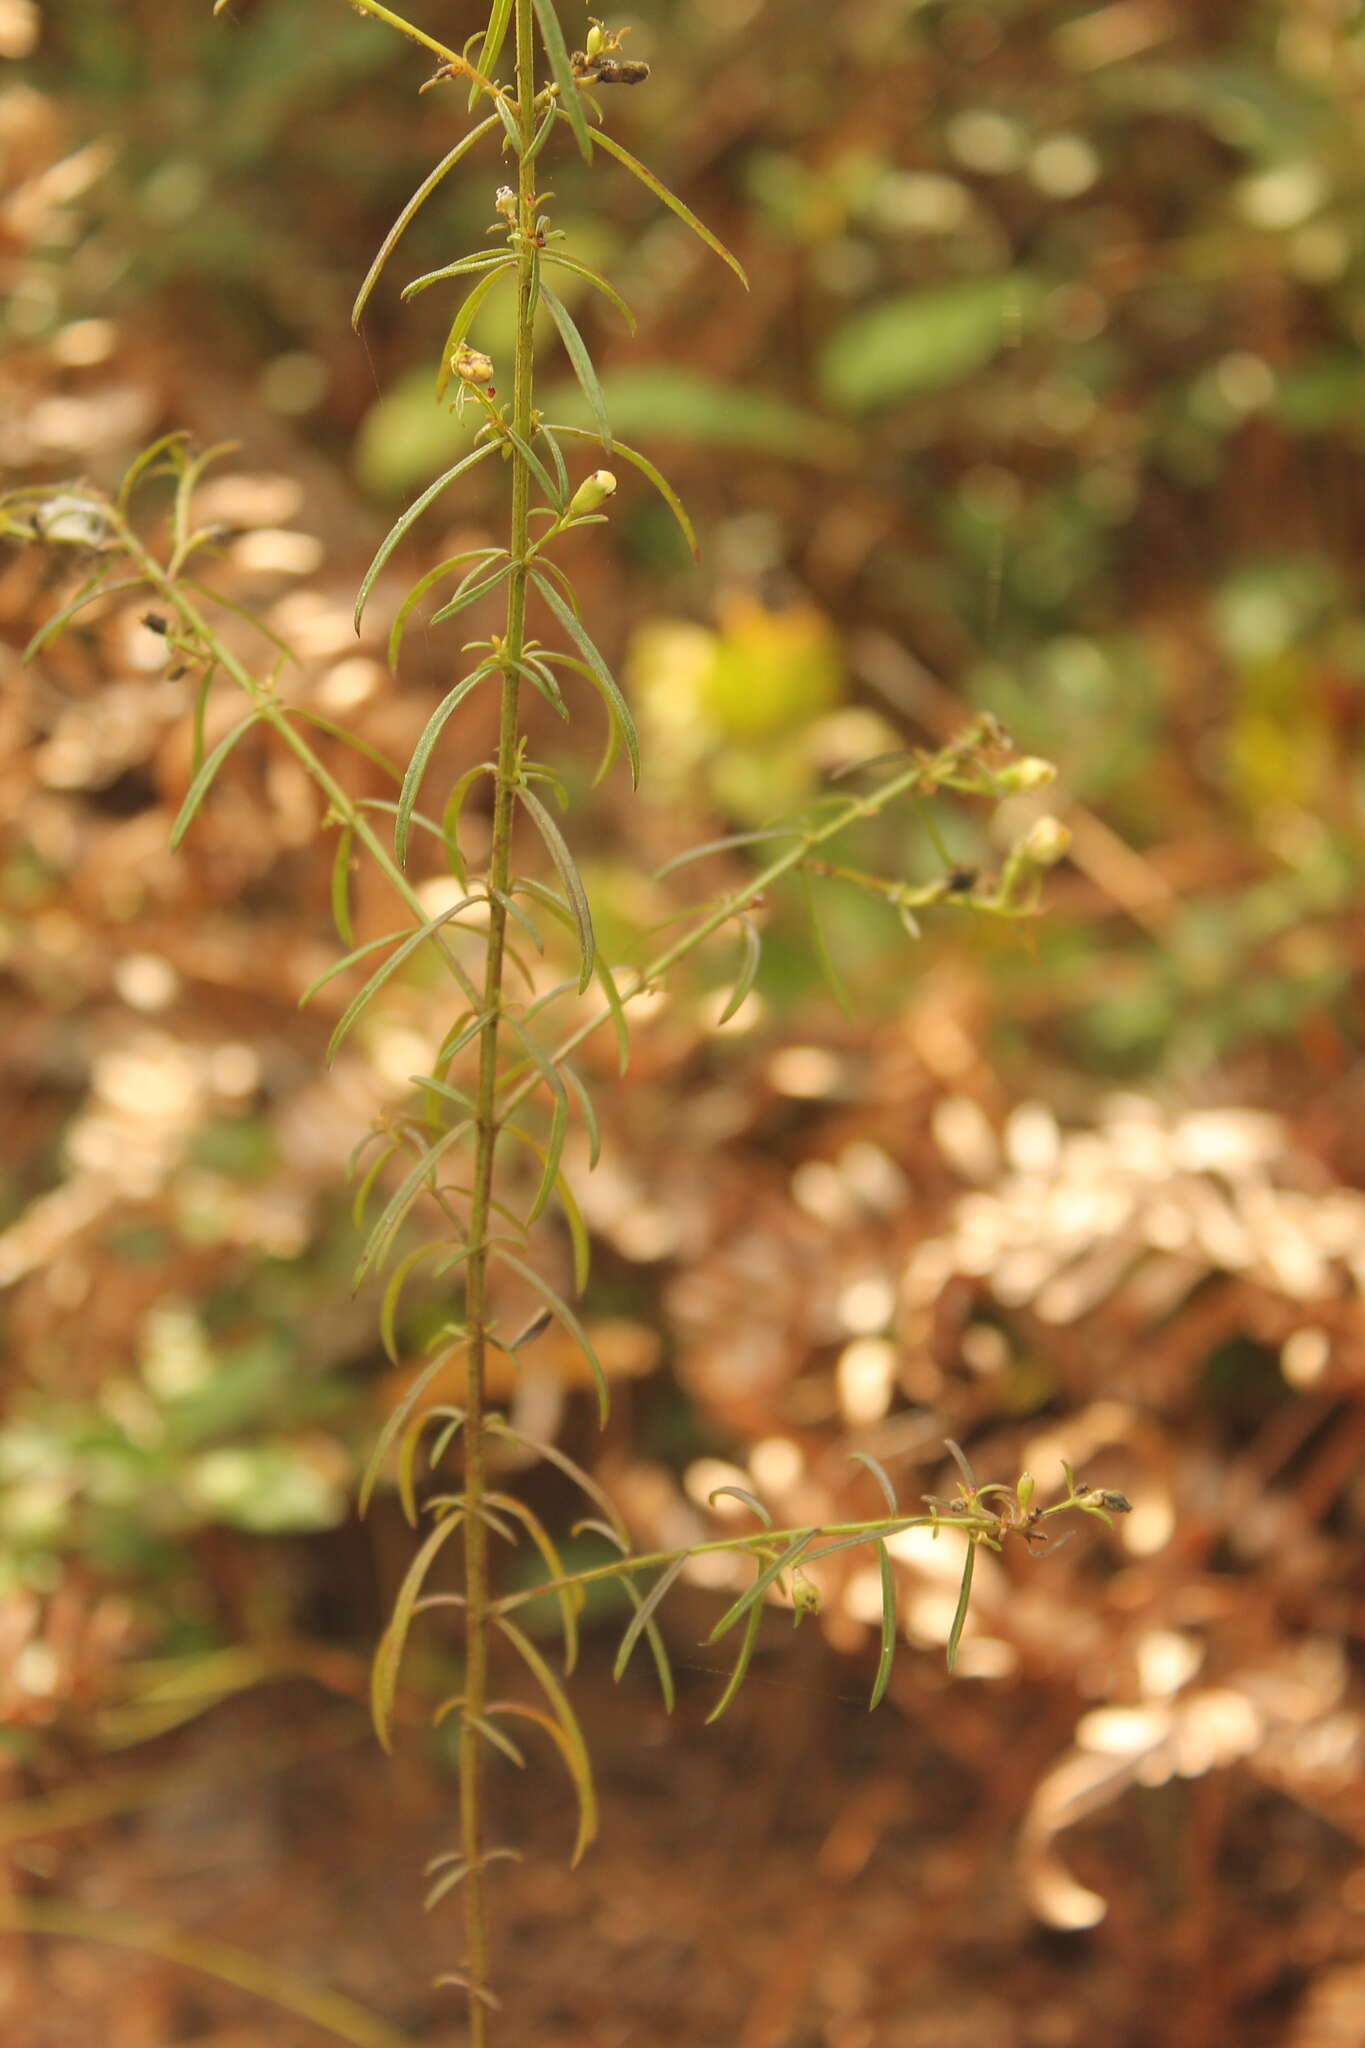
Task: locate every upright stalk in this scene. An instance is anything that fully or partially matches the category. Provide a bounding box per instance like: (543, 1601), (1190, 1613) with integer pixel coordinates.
(457, 5), (539, 2032)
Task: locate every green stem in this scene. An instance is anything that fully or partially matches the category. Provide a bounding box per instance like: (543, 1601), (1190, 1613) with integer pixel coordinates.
(457, 7), (540, 2036)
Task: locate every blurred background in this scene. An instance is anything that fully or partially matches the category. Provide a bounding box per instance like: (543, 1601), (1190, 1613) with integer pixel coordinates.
(3, 1), (1365, 2043)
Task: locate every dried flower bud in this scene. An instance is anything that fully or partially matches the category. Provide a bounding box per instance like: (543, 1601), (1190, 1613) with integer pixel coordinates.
(568, 469), (618, 517)
(1095, 1490), (1131, 1514)
(494, 185), (516, 219)
(451, 347), (495, 388)
(1018, 816), (1071, 867)
(996, 755), (1056, 793)
(1015, 1472), (1035, 1512)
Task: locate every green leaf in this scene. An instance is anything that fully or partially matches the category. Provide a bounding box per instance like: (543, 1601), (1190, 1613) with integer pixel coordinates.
(540, 253), (636, 332)
(533, 0), (592, 163)
(389, 550), (504, 669)
(515, 784), (595, 990)
(330, 827), (355, 946)
(547, 423), (696, 560)
(707, 1531), (816, 1643)
(495, 1617), (598, 1863)
(945, 1538), (975, 1674)
(485, 1493), (580, 1674)
(716, 913), (761, 1025)
(530, 572), (640, 788)
(379, 1239), (468, 1367)
(286, 707), (402, 783)
(469, 0), (513, 105)
(588, 126), (747, 287)
(353, 116), (501, 327)
(706, 1597), (762, 1724)
(359, 1350), (460, 1519)
(708, 1485), (772, 1526)
(371, 1507), (467, 1750)
(559, 1060), (601, 1170)
(546, 367), (844, 465)
(170, 711), (262, 850)
(396, 669), (497, 866)
(820, 275), (1040, 413)
(493, 1252), (609, 1425)
(613, 1555), (688, 1683)
(428, 565), (514, 630)
(539, 285), (610, 450)
(848, 1450), (899, 1515)
(485, 1418), (626, 1541)
(23, 574), (143, 663)
(354, 441), (498, 631)
(117, 430), (189, 513)
(431, 262), (515, 402)
(326, 899), (479, 1064)
(503, 425), (565, 511)
(357, 1122), (473, 1283)
(870, 1540), (895, 1710)
(403, 251), (510, 304)
(653, 827), (796, 878)
(593, 956), (632, 1077)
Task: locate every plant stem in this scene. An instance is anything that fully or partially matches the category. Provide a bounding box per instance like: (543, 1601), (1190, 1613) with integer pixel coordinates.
(457, 6), (540, 2034)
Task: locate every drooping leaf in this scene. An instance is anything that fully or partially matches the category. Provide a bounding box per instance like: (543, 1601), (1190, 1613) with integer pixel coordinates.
(23, 574), (144, 663)
(330, 827), (355, 946)
(613, 1555), (689, 1684)
(396, 670), (497, 865)
(870, 1539), (896, 1710)
(588, 126), (747, 286)
(389, 550), (504, 669)
(515, 784), (595, 989)
(169, 711), (262, 849)
(371, 1507), (467, 1750)
(354, 442), (498, 631)
(533, 0), (592, 162)
(492, 1252), (609, 1424)
(945, 1538), (975, 1673)
(540, 285), (610, 450)
(326, 900), (479, 1064)
(357, 1121), (473, 1284)
(495, 1616), (597, 1862)
(353, 115), (501, 327)
(485, 1493), (580, 1673)
(540, 253), (636, 332)
(530, 572), (640, 787)
(706, 1597), (762, 1725)
(848, 1450), (899, 1515)
(547, 423), (697, 559)
(707, 1531), (815, 1643)
(716, 913), (761, 1025)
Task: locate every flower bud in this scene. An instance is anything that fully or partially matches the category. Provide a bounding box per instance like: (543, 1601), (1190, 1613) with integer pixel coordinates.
(1015, 1472), (1035, 1512)
(585, 21), (605, 57)
(791, 1568), (821, 1626)
(568, 469), (618, 517)
(1018, 816), (1071, 867)
(996, 755), (1056, 793)
(451, 346), (495, 387)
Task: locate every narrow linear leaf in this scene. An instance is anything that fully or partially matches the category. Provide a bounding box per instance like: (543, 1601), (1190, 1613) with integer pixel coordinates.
(495, 1617), (598, 1863)
(515, 784), (595, 990)
(541, 253), (636, 332)
(533, 0), (592, 162)
(549, 424), (696, 561)
(708, 1485), (772, 1527)
(706, 1598), (763, 1725)
(299, 928), (408, 1010)
(355, 442), (497, 632)
(530, 571), (640, 788)
(469, 0), (513, 108)
(560, 1060), (601, 1172)
(286, 707), (402, 783)
(329, 827), (355, 946)
(117, 430), (189, 513)
(403, 250), (510, 304)
(707, 1531), (815, 1643)
(588, 125), (748, 287)
(653, 826), (796, 880)
(397, 674), (496, 865)
(184, 579), (297, 664)
(399, 1402), (464, 1526)
(945, 1538), (975, 1674)
(359, 1349), (461, 1518)
(485, 1494), (579, 1673)
(426, 565), (511, 630)
(716, 913), (761, 1026)
(170, 711), (261, 850)
(593, 956), (632, 1077)
(327, 900), (478, 1064)
(371, 1508), (467, 1750)
(614, 1555), (688, 1683)
(540, 285), (610, 450)
(493, 1252), (609, 1425)
(23, 574), (143, 663)
(357, 1121), (473, 1284)
(351, 1137), (399, 1232)
(870, 1539), (895, 1710)
(389, 551), (503, 669)
(485, 1418), (626, 1541)
(849, 1450), (899, 1515)
(503, 425), (564, 510)
(353, 115), (500, 328)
